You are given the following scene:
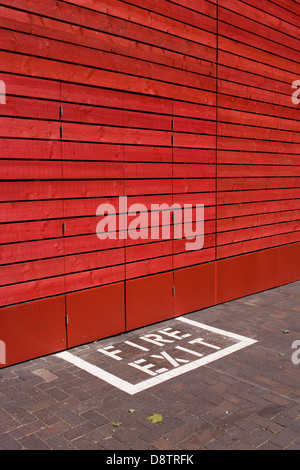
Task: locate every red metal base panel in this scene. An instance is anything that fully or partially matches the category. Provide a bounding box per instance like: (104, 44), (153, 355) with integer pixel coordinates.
(216, 242), (300, 305)
(0, 296), (66, 368)
(66, 282), (125, 348)
(125, 272), (174, 332)
(174, 262), (216, 317)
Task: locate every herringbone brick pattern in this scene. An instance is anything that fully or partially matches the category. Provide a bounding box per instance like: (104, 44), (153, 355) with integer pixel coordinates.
(0, 281), (300, 450)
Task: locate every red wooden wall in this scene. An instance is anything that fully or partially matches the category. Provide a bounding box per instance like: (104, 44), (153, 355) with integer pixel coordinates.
(0, 0), (299, 367)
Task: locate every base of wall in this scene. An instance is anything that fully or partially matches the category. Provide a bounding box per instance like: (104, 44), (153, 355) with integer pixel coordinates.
(0, 296), (66, 368)
(1, 242), (300, 368)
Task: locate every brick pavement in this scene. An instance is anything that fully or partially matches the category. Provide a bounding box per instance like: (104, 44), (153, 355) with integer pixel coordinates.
(0, 281), (300, 450)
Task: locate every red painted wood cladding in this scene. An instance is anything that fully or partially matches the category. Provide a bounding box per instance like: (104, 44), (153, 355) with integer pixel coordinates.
(216, 0), (300, 262)
(0, 0), (299, 367)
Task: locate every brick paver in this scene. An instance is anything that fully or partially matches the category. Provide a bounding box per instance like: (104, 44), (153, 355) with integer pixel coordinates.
(0, 281), (300, 450)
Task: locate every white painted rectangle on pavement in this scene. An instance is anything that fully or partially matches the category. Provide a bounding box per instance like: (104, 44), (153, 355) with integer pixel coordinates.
(56, 317), (257, 395)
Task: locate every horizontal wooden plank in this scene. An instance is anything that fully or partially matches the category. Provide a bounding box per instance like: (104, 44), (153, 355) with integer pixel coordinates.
(173, 133), (216, 148)
(0, 118), (60, 139)
(217, 210), (300, 232)
(0, 265), (125, 306)
(172, 163), (215, 178)
(0, 180), (129, 201)
(61, 0), (217, 47)
(0, 238), (65, 265)
(172, 179), (216, 194)
(170, 193), (216, 207)
(218, 95), (300, 122)
(125, 247), (216, 279)
(218, 199), (300, 218)
(0, 277), (66, 307)
(217, 230), (300, 259)
(123, 146), (172, 162)
(125, 179), (172, 195)
(0, 200), (64, 223)
(62, 142), (123, 162)
(218, 109), (300, 132)
(218, 220), (300, 245)
(0, 96), (60, 120)
(218, 164), (300, 177)
(0, 160), (141, 184)
(62, 83), (173, 113)
(65, 265), (125, 292)
(62, 123), (172, 145)
(0, 220), (64, 244)
(65, 247), (125, 273)
(218, 137), (299, 153)
(122, 0), (217, 33)
(219, 0), (299, 39)
(0, 160), (63, 180)
(0, 181), (63, 201)
(266, 0), (300, 21)
(0, 51), (216, 104)
(219, 37), (299, 75)
(219, 21), (298, 63)
(126, 240), (173, 264)
(0, 1), (217, 63)
(218, 79), (294, 109)
(173, 102), (216, 121)
(125, 256), (173, 279)
(241, 0), (300, 29)
(0, 28), (217, 92)
(218, 188), (300, 205)
(218, 123), (300, 143)
(0, 258), (65, 287)
(218, 52), (295, 90)
(0, 139), (61, 160)
(173, 246), (215, 270)
(62, 161), (124, 179)
(219, 4), (300, 52)
(1, 72), (61, 100)
(62, 104), (173, 130)
(124, 162), (173, 179)
(173, 148), (216, 164)
(173, 117), (216, 134)
(64, 236), (124, 255)
(218, 177), (300, 191)
(217, 151), (300, 166)
(170, 0), (217, 16)
(0, 7), (215, 78)
(126, 237), (214, 258)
